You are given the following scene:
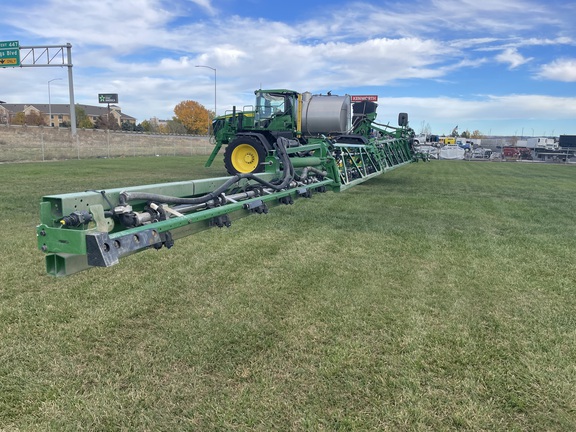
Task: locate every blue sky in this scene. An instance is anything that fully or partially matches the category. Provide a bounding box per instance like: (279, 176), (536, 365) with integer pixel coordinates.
(1, 0), (575, 136)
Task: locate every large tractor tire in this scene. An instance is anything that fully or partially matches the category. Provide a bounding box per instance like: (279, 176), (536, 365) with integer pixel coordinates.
(223, 136), (268, 175)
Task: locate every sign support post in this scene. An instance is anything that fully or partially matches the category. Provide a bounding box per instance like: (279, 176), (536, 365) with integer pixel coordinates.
(1, 42), (77, 135)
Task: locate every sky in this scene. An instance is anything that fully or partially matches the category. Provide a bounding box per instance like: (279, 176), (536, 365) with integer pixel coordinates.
(1, 0), (575, 136)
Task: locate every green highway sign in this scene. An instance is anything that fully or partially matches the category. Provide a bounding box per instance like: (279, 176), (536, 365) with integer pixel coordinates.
(0, 40), (20, 67)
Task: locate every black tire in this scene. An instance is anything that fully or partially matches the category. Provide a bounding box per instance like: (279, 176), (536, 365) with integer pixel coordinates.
(223, 136), (268, 175)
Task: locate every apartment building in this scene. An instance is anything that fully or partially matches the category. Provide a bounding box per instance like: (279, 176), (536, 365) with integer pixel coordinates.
(0, 103), (136, 127)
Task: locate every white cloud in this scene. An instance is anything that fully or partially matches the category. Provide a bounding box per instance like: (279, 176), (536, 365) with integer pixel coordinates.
(188, 0), (216, 16)
(495, 48), (533, 69)
(383, 94), (576, 135)
(8, 0), (177, 51)
(477, 36), (575, 53)
(450, 38), (500, 49)
(341, 0), (562, 39)
(159, 56), (195, 71)
(536, 58), (576, 82)
(522, 36), (574, 46)
(211, 46), (249, 65)
(383, 94), (576, 121)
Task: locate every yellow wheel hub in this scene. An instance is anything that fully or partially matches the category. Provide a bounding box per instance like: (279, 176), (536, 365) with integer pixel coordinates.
(231, 144), (259, 173)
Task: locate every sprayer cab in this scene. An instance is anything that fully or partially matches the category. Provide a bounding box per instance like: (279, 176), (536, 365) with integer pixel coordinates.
(253, 89), (300, 132)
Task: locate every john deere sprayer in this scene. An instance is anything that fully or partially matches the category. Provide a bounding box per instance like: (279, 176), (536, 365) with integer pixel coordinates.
(37, 89), (423, 276)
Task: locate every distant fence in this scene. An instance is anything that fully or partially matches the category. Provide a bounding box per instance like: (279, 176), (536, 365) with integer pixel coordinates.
(0, 125), (214, 162)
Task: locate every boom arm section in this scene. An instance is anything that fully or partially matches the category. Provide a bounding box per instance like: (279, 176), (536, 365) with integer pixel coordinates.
(37, 133), (420, 276)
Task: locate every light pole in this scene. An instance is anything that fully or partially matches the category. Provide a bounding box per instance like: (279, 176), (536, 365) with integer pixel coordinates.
(48, 78), (62, 127)
(195, 65), (216, 133)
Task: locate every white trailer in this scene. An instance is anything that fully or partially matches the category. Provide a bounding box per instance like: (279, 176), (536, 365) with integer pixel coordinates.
(526, 137), (557, 150)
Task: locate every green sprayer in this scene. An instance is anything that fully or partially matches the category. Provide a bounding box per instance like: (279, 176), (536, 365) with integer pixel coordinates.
(36, 89), (425, 276)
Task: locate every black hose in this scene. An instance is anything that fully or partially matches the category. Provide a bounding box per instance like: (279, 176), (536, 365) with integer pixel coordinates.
(295, 166), (327, 181)
(120, 137), (294, 206)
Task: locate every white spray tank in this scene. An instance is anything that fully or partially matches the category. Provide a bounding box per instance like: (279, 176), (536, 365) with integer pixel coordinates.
(300, 92), (351, 136)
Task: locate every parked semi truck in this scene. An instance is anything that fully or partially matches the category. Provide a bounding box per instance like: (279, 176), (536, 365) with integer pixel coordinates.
(36, 89), (422, 276)
(532, 135), (576, 162)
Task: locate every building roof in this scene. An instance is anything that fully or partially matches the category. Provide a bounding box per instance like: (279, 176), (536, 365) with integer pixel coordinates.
(0, 103), (136, 121)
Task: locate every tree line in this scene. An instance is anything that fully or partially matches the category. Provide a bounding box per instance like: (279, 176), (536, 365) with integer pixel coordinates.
(418, 121), (484, 139)
(130, 100), (214, 134)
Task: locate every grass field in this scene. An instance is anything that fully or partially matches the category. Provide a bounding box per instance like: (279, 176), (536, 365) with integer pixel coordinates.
(1, 157), (575, 431)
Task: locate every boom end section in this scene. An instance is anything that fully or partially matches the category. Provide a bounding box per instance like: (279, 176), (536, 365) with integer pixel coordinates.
(44, 253), (90, 277)
(36, 168), (335, 276)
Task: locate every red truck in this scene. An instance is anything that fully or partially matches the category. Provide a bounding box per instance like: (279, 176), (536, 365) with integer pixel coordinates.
(502, 146), (532, 160)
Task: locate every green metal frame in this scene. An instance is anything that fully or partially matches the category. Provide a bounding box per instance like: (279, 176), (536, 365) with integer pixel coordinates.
(37, 173), (335, 276)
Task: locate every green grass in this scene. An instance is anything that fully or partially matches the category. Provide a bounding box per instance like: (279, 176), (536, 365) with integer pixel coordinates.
(1, 158), (576, 431)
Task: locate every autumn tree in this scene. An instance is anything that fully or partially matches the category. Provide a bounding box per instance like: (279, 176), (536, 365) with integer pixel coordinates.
(173, 100), (212, 134)
(159, 119), (188, 134)
(139, 120), (153, 133)
(12, 112), (26, 125)
(11, 111), (45, 126)
(94, 114), (119, 130)
(75, 105), (93, 129)
(26, 111), (46, 126)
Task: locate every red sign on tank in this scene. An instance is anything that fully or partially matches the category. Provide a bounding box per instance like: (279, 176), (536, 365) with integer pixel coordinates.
(350, 95), (378, 102)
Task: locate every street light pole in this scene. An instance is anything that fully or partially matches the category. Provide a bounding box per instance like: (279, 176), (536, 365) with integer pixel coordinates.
(48, 78), (62, 127)
(195, 65), (216, 133)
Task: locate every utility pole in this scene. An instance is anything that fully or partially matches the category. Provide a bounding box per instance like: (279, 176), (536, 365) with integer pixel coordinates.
(48, 78), (62, 127)
(195, 65), (217, 134)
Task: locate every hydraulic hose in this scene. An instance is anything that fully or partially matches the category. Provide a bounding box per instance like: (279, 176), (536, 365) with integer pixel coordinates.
(296, 166), (327, 181)
(120, 137), (294, 206)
